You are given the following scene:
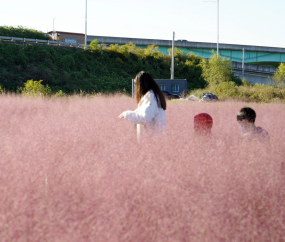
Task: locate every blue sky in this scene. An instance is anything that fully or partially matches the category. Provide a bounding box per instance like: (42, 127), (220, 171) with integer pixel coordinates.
(1, 0), (284, 48)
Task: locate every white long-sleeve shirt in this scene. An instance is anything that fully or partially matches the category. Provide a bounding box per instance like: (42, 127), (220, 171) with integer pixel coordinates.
(123, 90), (166, 142)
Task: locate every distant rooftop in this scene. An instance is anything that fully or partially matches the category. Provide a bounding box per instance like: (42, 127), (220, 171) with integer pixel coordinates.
(47, 31), (84, 36)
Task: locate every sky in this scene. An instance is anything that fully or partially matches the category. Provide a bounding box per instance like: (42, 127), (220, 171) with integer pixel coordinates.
(1, 0), (284, 48)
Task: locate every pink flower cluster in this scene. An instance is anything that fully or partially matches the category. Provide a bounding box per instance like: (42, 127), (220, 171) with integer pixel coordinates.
(0, 94), (284, 241)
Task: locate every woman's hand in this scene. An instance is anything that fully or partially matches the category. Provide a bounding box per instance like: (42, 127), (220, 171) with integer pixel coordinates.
(118, 111), (126, 119)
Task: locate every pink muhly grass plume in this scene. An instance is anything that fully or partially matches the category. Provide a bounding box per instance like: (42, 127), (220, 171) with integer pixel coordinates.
(0, 94), (284, 241)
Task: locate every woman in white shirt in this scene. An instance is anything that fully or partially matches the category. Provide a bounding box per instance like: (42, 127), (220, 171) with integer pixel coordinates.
(118, 71), (167, 142)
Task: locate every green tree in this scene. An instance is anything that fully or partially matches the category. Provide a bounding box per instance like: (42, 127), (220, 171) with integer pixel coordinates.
(272, 63), (285, 87)
(167, 47), (180, 57)
(89, 39), (101, 51)
(18, 80), (51, 96)
(122, 42), (136, 53)
(144, 45), (163, 58)
(201, 53), (242, 86)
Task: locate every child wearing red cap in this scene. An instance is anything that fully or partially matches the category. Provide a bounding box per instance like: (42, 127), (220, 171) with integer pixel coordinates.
(194, 113), (213, 136)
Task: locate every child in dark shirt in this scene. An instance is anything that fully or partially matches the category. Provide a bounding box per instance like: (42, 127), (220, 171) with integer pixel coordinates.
(237, 107), (270, 142)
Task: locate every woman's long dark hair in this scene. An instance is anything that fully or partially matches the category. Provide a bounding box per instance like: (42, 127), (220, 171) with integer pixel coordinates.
(134, 71), (166, 110)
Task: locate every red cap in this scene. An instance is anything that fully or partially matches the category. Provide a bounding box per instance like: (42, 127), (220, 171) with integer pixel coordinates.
(194, 113), (213, 133)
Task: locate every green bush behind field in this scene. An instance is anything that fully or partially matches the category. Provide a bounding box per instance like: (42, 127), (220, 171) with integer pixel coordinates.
(190, 82), (285, 102)
(0, 26), (48, 40)
(17, 79), (52, 97)
(190, 54), (285, 102)
(0, 40), (206, 94)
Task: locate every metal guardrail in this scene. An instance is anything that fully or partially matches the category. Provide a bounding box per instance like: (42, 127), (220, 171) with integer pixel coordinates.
(0, 36), (85, 47)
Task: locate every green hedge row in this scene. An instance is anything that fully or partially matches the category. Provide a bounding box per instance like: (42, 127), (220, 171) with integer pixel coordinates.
(0, 41), (208, 94)
(0, 26), (48, 40)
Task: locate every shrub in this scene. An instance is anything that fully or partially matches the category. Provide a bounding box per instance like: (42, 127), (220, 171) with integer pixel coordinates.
(115, 57), (124, 64)
(89, 39), (101, 51)
(0, 25), (48, 40)
(59, 55), (75, 71)
(241, 78), (251, 87)
(272, 62), (285, 87)
(214, 81), (239, 98)
(190, 82), (285, 102)
(18, 79), (51, 96)
(53, 90), (65, 97)
(201, 53), (242, 86)
(237, 84), (285, 102)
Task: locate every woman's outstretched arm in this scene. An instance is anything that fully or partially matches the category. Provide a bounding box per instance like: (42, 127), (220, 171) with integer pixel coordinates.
(118, 92), (158, 124)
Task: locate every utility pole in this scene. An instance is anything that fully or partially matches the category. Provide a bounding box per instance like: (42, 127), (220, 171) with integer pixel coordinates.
(217, 0), (219, 58)
(171, 31), (175, 79)
(52, 17), (55, 41)
(85, 0), (87, 46)
(242, 48), (245, 79)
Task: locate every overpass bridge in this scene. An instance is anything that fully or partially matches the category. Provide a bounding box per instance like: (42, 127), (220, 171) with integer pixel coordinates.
(88, 35), (285, 66)
(88, 35), (283, 84)
(231, 61), (276, 85)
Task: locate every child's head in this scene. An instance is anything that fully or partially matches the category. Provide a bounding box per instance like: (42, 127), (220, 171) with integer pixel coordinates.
(237, 107), (256, 123)
(237, 107), (256, 133)
(194, 113), (213, 135)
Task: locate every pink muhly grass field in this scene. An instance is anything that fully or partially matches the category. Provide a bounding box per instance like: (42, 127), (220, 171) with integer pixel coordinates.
(0, 94), (285, 241)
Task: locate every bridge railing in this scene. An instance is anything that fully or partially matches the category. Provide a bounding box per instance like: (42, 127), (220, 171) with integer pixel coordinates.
(0, 36), (85, 47)
(232, 61), (276, 75)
